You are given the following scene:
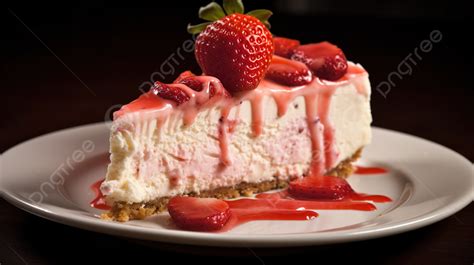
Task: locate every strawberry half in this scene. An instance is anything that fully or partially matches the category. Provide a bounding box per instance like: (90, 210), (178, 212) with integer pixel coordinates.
(173, 70), (196, 84)
(174, 73), (231, 99)
(265, 55), (313, 86)
(168, 196), (231, 231)
(288, 175), (354, 200)
(194, 14), (274, 93)
(178, 76), (204, 92)
(152, 81), (190, 105)
(273, 37), (300, 58)
(292, 42), (348, 81)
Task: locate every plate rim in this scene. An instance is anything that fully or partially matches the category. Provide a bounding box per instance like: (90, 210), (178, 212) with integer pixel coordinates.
(1, 123), (473, 247)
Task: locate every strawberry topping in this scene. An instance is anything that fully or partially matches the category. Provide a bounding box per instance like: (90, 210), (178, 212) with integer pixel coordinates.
(152, 82), (190, 105)
(174, 74), (231, 99)
(288, 175), (354, 200)
(195, 14), (274, 93)
(178, 76), (204, 92)
(265, 55), (313, 86)
(168, 196), (231, 231)
(273, 37), (300, 58)
(292, 42), (348, 81)
(173, 70), (196, 84)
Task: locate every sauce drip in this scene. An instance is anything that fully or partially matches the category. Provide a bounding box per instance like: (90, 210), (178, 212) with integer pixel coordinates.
(355, 166), (388, 174)
(90, 179), (111, 210)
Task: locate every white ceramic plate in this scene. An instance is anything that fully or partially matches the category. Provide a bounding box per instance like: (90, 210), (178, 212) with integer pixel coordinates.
(1, 123), (472, 247)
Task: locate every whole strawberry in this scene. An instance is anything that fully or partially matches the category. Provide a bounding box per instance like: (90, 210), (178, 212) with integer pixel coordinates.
(188, 1), (274, 93)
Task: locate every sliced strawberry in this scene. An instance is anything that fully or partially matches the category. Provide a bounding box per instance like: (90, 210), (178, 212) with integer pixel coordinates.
(178, 76), (204, 92)
(168, 196), (231, 231)
(265, 55), (313, 86)
(175, 75), (231, 99)
(152, 82), (190, 105)
(292, 42), (348, 81)
(273, 37), (300, 58)
(288, 175), (354, 200)
(173, 71), (196, 84)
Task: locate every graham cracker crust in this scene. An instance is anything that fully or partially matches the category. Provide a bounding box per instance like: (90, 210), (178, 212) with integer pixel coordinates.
(102, 148), (362, 222)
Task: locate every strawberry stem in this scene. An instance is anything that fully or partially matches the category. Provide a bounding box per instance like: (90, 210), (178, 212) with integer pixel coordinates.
(188, 0), (273, 35)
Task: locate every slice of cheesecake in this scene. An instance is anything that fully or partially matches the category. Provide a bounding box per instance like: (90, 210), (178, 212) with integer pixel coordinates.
(101, 60), (372, 221)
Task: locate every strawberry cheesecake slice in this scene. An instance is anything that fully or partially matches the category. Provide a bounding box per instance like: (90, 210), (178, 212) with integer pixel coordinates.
(100, 2), (372, 221)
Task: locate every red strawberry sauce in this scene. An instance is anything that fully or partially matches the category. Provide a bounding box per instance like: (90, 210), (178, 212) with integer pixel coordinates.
(217, 169), (391, 232)
(90, 179), (110, 210)
(355, 166), (388, 174)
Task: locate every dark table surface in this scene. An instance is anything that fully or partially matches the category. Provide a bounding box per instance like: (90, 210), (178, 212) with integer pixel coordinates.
(2, 5), (473, 265)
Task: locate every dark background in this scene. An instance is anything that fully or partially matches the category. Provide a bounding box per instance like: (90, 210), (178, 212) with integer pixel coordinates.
(2, 2), (473, 264)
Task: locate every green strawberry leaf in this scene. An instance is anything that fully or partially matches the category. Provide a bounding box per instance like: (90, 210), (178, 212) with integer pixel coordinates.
(199, 2), (226, 21)
(246, 9), (273, 22)
(263, 20), (271, 29)
(188, 1), (274, 34)
(223, 0), (244, 14)
(187, 22), (212, 34)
